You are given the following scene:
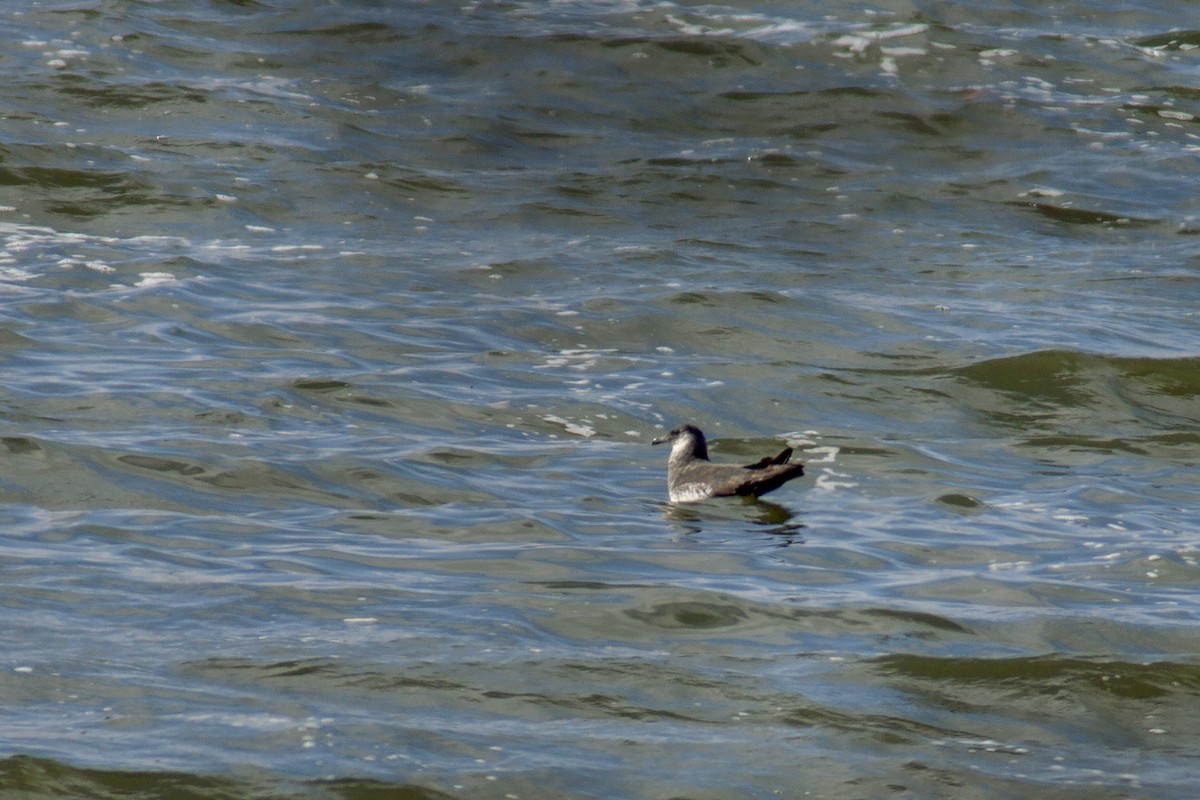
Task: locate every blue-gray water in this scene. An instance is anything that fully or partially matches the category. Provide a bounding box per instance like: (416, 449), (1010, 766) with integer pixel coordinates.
(1, 1), (1198, 798)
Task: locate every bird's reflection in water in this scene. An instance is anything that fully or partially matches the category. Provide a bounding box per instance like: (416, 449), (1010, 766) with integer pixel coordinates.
(659, 497), (805, 543)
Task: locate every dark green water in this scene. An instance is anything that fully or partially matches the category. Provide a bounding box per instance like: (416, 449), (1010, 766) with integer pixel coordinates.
(0, 1), (1197, 797)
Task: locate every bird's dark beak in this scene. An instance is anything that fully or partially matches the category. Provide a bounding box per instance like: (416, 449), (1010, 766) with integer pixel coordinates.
(651, 435), (668, 446)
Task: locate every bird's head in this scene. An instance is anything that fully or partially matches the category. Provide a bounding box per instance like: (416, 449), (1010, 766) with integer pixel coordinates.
(651, 424), (709, 461)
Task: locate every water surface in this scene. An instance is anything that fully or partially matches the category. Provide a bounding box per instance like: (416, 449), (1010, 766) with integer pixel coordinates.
(1, 1), (1198, 798)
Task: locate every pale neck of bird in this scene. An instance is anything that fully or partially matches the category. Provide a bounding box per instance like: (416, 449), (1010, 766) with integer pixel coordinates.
(671, 436), (706, 463)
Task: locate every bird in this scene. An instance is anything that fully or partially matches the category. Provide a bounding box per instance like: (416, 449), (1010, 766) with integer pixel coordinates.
(651, 424), (805, 503)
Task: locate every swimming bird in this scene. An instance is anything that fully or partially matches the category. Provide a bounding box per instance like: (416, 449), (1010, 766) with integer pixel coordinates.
(651, 424), (805, 503)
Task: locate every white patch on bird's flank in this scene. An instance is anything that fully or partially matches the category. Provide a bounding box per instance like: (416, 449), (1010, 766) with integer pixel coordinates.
(668, 483), (714, 503)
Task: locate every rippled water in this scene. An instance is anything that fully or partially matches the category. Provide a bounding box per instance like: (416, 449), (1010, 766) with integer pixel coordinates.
(2, 1), (1199, 798)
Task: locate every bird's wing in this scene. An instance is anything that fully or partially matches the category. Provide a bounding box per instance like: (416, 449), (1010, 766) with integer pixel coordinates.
(734, 462), (806, 497)
(704, 460), (805, 498)
(742, 447), (792, 470)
